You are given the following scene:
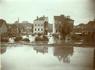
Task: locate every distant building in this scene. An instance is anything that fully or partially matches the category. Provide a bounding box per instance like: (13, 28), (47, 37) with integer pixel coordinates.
(8, 19), (24, 37)
(86, 19), (95, 33)
(0, 19), (8, 35)
(84, 19), (95, 42)
(73, 23), (86, 34)
(8, 24), (19, 37)
(33, 16), (48, 35)
(54, 15), (74, 34)
(20, 21), (33, 35)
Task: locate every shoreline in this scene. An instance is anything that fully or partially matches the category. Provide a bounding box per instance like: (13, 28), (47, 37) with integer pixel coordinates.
(1, 42), (95, 48)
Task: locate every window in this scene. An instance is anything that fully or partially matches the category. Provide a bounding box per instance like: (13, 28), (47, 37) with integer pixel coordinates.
(35, 24), (36, 26)
(35, 28), (36, 31)
(38, 24), (40, 26)
(38, 28), (39, 31)
(41, 28), (43, 31)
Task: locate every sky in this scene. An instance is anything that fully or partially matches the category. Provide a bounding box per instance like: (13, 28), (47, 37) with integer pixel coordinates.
(0, 0), (95, 25)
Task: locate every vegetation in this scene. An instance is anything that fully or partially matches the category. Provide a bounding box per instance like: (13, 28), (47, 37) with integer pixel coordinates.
(35, 33), (48, 41)
(59, 22), (73, 40)
(0, 33), (9, 42)
(84, 32), (95, 44)
(0, 37), (9, 42)
(22, 38), (30, 42)
(14, 36), (22, 42)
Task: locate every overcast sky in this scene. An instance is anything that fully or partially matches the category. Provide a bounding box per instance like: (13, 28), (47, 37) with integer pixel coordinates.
(0, 0), (95, 25)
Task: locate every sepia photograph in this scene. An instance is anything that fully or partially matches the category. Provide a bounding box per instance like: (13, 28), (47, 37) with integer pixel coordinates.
(0, 0), (95, 70)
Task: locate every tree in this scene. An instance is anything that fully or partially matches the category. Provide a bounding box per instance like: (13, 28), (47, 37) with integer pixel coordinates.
(59, 22), (72, 40)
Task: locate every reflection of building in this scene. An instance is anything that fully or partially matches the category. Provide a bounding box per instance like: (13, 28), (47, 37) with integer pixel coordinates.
(33, 46), (48, 54)
(54, 46), (73, 63)
(54, 15), (74, 34)
(33, 16), (48, 35)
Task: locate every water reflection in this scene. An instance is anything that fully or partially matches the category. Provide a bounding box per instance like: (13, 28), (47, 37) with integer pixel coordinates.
(1, 44), (95, 70)
(0, 44), (7, 54)
(0, 47), (6, 54)
(54, 46), (73, 63)
(33, 46), (48, 54)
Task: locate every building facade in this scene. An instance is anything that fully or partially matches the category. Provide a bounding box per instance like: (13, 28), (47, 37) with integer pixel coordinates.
(33, 16), (48, 35)
(54, 15), (74, 34)
(84, 19), (95, 43)
(0, 19), (8, 36)
(48, 23), (53, 33)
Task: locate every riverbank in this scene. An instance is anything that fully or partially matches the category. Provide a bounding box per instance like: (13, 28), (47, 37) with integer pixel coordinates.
(1, 41), (95, 48)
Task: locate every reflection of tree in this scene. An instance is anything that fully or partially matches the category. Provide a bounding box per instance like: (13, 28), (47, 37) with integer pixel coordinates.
(54, 46), (73, 63)
(33, 46), (48, 54)
(0, 46), (7, 54)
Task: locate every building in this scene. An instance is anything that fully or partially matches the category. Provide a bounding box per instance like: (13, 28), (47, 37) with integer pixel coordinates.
(14, 19), (33, 35)
(20, 21), (33, 35)
(84, 19), (95, 43)
(0, 19), (8, 36)
(86, 19), (95, 32)
(48, 23), (53, 33)
(73, 23), (86, 35)
(33, 16), (48, 35)
(53, 15), (74, 39)
(54, 15), (74, 34)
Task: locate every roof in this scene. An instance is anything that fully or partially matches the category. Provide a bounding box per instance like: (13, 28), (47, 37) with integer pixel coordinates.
(54, 15), (74, 22)
(0, 19), (7, 27)
(34, 16), (47, 21)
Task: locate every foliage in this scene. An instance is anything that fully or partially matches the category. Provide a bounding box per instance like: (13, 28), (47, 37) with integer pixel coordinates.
(35, 35), (48, 41)
(22, 38), (30, 42)
(14, 36), (22, 42)
(59, 22), (72, 39)
(0, 37), (9, 42)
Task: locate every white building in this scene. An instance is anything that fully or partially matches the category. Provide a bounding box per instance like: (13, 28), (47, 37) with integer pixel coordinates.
(33, 16), (48, 34)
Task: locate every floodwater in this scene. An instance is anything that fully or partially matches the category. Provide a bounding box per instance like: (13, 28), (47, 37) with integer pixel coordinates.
(1, 44), (95, 70)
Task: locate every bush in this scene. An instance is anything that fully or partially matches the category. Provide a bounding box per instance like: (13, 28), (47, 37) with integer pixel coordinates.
(37, 33), (42, 36)
(14, 36), (22, 42)
(52, 34), (59, 38)
(42, 35), (49, 41)
(35, 36), (42, 41)
(1, 37), (9, 42)
(35, 35), (48, 41)
(22, 38), (30, 42)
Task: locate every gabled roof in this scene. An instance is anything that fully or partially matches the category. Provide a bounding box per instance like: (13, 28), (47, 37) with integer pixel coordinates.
(54, 15), (74, 23)
(0, 19), (7, 27)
